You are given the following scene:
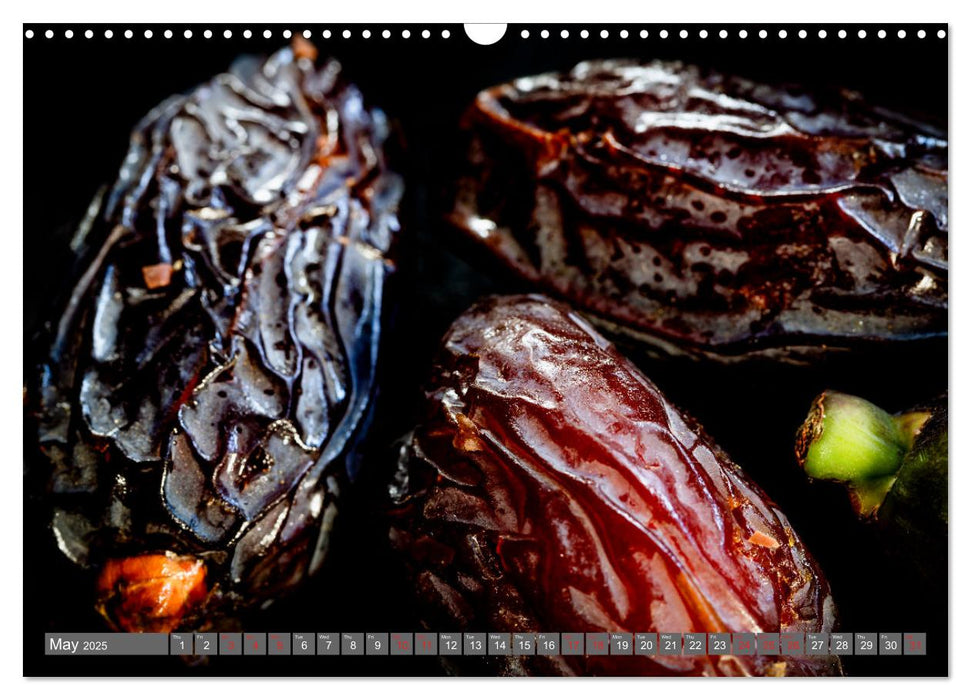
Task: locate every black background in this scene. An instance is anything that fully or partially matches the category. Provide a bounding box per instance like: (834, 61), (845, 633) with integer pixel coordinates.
(24, 23), (948, 677)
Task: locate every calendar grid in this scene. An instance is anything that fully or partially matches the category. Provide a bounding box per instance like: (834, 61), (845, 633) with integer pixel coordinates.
(45, 632), (927, 657)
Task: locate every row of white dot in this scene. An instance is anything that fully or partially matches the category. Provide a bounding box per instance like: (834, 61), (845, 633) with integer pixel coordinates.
(523, 27), (945, 40)
(24, 28), (452, 40)
(24, 27), (949, 41)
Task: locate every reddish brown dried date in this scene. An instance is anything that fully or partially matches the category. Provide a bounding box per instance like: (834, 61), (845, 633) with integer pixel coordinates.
(448, 61), (947, 362)
(389, 295), (840, 676)
(31, 46), (401, 631)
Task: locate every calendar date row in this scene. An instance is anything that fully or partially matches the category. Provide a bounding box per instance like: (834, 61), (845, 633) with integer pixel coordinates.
(46, 632), (926, 657)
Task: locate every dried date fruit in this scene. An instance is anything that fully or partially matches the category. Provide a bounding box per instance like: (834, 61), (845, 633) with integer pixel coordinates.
(389, 295), (840, 676)
(448, 60), (947, 362)
(29, 45), (401, 631)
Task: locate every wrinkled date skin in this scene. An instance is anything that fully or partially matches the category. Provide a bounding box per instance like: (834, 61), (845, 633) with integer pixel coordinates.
(389, 295), (840, 676)
(30, 45), (401, 631)
(449, 61), (947, 362)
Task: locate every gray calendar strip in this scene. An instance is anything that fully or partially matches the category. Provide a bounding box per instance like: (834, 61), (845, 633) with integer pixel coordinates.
(45, 632), (927, 656)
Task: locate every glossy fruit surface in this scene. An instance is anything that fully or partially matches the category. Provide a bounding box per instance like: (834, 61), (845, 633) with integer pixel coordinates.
(390, 294), (840, 675)
(31, 45), (401, 631)
(449, 61), (947, 361)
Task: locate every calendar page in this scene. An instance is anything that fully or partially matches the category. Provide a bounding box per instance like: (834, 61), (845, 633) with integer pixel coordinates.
(22, 22), (948, 678)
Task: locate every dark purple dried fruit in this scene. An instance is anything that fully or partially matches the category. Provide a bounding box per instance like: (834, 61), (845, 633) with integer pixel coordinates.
(31, 45), (401, 630)
(389, 294), (840, 676)
(448, 60), (947, 362)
